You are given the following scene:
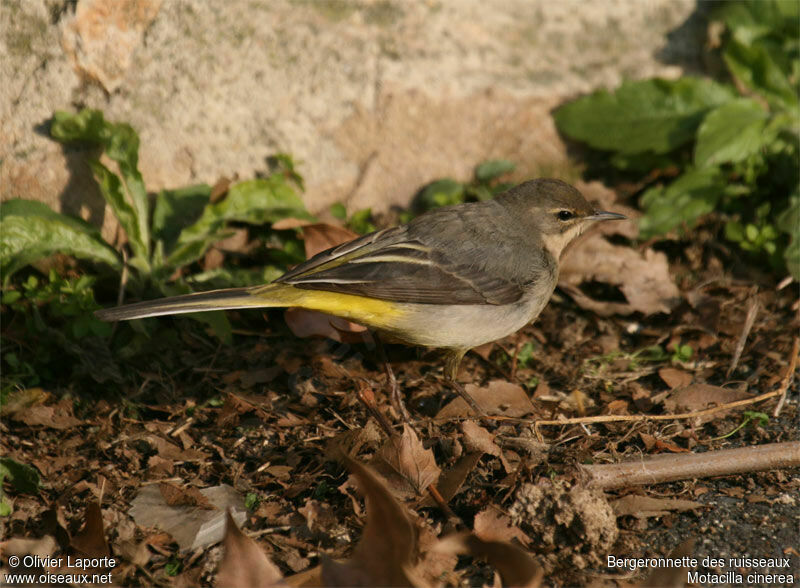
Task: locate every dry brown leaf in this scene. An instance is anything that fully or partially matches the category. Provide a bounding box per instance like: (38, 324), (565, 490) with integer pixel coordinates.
(434, 533), (542, 588)
(610, 495), (703, 519)
(300, 223), (360, 258)
(217, 511), (285, 588)
(375, 424), (441, 498)
(473, 506), (531, 547)
(663, 383), (750, 424)
(437, 380), (535, 419)
(323, 455), (422, 587)
(144, 435), (208, 462)
(284, 308), (370, 343)
(272, 217), (314, 230)
(418, 451), (482, 507)
(461, 420), (513, 473)
(0, 387), (49, 417)
(12, 398), (82, 429)
(642, 538), (695, 588)
(70, 501), (110, 558)
(159, 482), (215, 509)
(659, 367), (693, 389)
(560, 236), (680, 316)
(130, 484), (247, 551)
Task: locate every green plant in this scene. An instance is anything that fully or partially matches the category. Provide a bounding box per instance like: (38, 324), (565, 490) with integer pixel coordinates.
(0, 457), (41, 516)
(554, 0), (799, 278)
(1, 109), (315, 340)
(412, 159), (517, 216)
(710, 410), (769, 440)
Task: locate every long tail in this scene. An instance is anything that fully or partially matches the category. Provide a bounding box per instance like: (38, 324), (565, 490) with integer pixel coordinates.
(95, 284), (285, 321)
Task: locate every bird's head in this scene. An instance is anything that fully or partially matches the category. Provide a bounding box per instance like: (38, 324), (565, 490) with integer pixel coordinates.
(499, 178), (626, 259)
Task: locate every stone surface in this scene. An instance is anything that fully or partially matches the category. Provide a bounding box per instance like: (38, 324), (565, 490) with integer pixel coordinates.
(1, 0), (707, 229)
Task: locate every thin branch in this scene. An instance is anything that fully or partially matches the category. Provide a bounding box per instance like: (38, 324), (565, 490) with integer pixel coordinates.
(773, 336), (799, 417)
(531, 386), (786, 432)
(583, 441), (800, 490)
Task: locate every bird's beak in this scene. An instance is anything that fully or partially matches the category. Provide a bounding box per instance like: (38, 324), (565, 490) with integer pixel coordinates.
(586, 210), (626, 221)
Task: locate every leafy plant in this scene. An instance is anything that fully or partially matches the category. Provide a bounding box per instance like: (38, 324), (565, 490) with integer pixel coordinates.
(0, 457), (41, 516)
(1, 109), (316, 343)
(412, 159), (517, 216)
(554, 0), (799, 278)
(2, 110), (312, 288)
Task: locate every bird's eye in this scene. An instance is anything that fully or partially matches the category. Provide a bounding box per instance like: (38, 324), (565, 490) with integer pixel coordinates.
(557, 210), (574, 221)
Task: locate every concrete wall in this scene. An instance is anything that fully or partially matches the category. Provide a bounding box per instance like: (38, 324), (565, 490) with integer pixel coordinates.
(2, 0), (706, 237)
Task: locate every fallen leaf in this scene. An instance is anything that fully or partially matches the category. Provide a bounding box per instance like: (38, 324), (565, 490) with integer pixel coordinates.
(659, 367), (693, 389)
(610, 495), (703, 519)
(437, 380), (535, 419)
(418, 452), (482, 507)
(70, 501), (110, 558)
(461, 421), (512, 473)
(284, 308), (370, 343)
(663, 383), (750, 424)
(0, 387), (49, 417)
(323, 455), (422, 587)
(159, 482), (215, 509)
(374, 424), (441, 498)
(12, 398), (81, 429)
(130, 484), (247, 551)
(473, 506), (531, 547)
(434, 533), (542, 588)
(560, 237), (680, 316)
(144, 435), (208, 462)
(300, 223), (360, 258)
(216, 511), (284, 588)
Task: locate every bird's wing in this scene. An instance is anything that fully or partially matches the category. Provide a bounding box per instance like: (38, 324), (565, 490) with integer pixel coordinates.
(275, 226), (524, 305)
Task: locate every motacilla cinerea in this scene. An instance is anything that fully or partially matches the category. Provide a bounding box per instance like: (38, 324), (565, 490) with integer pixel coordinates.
(96, 179), (624, 413)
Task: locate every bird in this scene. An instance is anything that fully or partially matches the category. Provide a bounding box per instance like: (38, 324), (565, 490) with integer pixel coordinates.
(96, 178), (625, 415)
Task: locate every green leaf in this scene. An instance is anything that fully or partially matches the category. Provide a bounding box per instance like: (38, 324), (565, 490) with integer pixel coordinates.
(329, 202), (347, 220)
(151, 184), (212, 251)
(474, 159), (515, 182)
(715, 1), (800, 45)
(0, 200), (121, 284)
(414, 179), (465, 212)
(0, 457), (40, 494)
(639, 167), (726, 238)
(695, 99), (770, 167)
(167, 176), (311, 268)
(554, 78), (735, 154)
(51, 109), (151, 263)
(347, 208), (376, 234)
(89, 160), (147, 260)
(723, 38), (799, 111)
(50, 109), (109, 144)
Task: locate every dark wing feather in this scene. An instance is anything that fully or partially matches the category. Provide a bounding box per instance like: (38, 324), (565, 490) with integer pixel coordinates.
(275, 225), (524, 305)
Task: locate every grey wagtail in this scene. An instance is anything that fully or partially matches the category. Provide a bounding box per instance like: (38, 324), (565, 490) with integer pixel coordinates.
(96, 179), (624, 413)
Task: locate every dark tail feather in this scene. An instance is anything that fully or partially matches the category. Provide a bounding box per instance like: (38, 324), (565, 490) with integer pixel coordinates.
(94, 286), (279, 321)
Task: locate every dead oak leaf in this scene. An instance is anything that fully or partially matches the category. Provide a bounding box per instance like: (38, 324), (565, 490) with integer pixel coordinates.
(560, 238), (680, 316)
(375, 424), (441, 498)
(437, 380), (535, 419)
(323, 455), (423, 587)
(217, 511), (284, 588)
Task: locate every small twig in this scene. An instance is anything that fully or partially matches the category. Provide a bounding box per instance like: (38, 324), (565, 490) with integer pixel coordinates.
(531, 386), (788, 433)
(583, 441), (800, 489)
(773, 336), (799, 417)
(355, 380), (396, 439)
(727, 295), (758, 377)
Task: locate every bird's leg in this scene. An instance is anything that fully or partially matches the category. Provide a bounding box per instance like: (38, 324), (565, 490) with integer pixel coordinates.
(374, 334), (411, 422)
(443, 349), (486, 416)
